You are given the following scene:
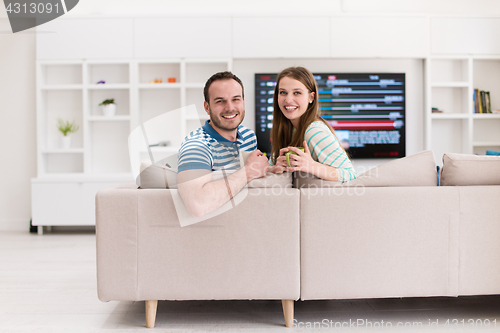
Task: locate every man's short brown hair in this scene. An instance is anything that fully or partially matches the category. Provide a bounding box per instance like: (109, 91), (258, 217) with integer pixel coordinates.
(203, 71), (245, 103)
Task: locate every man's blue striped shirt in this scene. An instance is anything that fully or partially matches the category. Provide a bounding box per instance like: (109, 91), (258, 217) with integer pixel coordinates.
(177, 120), (257, 172)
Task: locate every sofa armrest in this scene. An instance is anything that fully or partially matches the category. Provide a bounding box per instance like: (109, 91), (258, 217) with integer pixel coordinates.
(96, 184), (139, 301)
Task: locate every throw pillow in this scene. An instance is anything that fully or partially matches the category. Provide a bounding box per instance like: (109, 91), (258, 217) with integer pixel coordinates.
(294, 150), (438, 188)
(138, 159), (177, 189)
(440, 153), (500, 186)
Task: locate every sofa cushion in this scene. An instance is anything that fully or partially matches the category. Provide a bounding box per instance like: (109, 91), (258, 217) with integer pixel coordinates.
(440, 153), (500, 186)
(294, 150), (438, 188)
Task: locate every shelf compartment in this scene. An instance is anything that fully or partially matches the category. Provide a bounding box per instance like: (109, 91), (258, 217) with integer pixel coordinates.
(90, 122), (131, 174)
(431, 58), (469, 83)
(88, 63), (129, 85)
(473, 59), (500, 112)
(185, 61), (229, 83)
(473, 118), (500, 144)
(139, 89), (182, 121)
(431, 86), (470, 114)
(431, 118), (471, 164)
(186, 87), (207, 119)
(41, 63), (82, 86)
(473, 144), (500, 155)
(89, 89), (130, 116)
(139, 89), (182, 147)
(138, 62), (181, 85)
(42, 90), (84, 150)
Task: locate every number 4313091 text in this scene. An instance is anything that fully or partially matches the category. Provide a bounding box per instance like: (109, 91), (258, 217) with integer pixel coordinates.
(6, 2), (60, 14)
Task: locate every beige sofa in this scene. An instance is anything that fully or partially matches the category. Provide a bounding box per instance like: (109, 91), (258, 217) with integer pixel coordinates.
(96, 151), (500, 328)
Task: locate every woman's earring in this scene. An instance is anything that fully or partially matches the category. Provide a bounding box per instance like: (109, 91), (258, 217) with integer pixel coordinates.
(309, 101), (313, 104)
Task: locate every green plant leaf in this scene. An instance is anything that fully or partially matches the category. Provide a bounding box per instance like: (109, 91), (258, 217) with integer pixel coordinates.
(99, 98), (115, 106)
(57, 119), (79, 136)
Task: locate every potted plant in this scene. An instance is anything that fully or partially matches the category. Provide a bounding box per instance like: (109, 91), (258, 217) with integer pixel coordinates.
(99, 98), (116, 117)
(57, 119), (79, 149)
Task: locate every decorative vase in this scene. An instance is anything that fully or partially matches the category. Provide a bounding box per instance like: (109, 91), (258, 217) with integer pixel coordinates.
(60, 135), (72, 149)
(102, 104), (116, 117)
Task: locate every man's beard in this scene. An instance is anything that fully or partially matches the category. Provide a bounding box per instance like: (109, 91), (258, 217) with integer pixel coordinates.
(208, 108), (245, 132)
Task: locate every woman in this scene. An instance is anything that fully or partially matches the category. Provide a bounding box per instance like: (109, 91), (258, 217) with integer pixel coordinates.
(269, 66), (357, 182)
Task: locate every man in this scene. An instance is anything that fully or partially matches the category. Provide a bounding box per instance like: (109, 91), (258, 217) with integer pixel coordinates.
(177, 72), (269, 217)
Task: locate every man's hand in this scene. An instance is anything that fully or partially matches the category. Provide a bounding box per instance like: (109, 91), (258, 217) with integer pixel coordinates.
(244, 149), (269, 182)
(177, 150), (268, 217)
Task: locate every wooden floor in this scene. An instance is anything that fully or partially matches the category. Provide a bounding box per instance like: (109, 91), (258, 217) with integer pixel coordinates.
(1, 229), (500, 332)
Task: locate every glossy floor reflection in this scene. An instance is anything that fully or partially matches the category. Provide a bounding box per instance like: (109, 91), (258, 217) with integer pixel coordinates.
(1, 229), (499, 332)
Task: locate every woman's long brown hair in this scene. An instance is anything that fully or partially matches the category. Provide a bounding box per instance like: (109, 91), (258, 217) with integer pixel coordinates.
(270, 66), (339, 164)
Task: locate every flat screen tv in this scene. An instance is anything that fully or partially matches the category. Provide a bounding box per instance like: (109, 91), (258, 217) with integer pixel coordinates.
(255, 73), (406, 159)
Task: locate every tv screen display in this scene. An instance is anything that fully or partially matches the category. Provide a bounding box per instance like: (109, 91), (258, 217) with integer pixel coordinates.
(255, 73), (406, 159)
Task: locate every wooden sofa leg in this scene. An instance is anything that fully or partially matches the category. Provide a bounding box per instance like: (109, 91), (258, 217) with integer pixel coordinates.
(282, 299), (294, 328)
(145, 300), (158, 328)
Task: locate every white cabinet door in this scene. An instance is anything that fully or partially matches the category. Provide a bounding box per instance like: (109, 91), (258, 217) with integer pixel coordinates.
(232, 17), (330, 58)
(32, 182), (87, 226)
(134, 18), (232, 58)
(431, 18), (500, 55)
(31, 181), (125, 226)
(330, 16), (429, 58)
(37, 18), (134, 60)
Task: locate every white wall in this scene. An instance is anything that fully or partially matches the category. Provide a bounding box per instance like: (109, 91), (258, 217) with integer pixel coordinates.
(1, 0), (500, 231)
(342, 0), (500, 15)
(61, 0), (500, 17)
(64, 0), (343, 16)
(0, 19), (36, 231)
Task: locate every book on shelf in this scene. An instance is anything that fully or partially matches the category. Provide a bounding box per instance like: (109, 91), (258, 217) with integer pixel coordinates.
(474, 89), (480, 113)
(479, 90), (486, 113)
(473, 89), (492, 113)
(472, 90), (475, 112)
(486, 91), (491, 114)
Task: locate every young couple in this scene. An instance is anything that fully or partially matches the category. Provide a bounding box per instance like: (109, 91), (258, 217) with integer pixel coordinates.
(177, 67), (357, 217)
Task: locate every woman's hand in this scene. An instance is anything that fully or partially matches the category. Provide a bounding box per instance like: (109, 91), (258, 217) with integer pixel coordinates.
(286, 141), (317, 173)
(269, 147), (290, 174)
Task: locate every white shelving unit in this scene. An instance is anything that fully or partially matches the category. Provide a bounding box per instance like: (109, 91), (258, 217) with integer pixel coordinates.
(32, 58), (232, 231)
(425, 56), (500, 164)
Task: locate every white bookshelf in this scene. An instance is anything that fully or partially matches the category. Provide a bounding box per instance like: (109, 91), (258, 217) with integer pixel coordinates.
(33, 58), (232, 230)
(36, 58), (231, 175)
(425, 56), (500, 163)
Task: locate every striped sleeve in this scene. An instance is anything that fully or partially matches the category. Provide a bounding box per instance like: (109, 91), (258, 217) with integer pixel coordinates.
(237, 126), (257, 151)
(304, 122), (357, 182)
(177, 138), (212, 172)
